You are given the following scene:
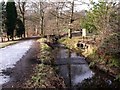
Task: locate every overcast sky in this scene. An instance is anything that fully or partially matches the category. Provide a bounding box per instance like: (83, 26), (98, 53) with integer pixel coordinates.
(0, 0), (98, 11)
(0, 0), (119, 11)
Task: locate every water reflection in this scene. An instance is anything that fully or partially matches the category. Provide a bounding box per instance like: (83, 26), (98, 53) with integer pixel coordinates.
(56, 47), (94, 87)
(68, 49), (72, 87)
(59, 64), (94, 87)
(71, 65), (94, 85)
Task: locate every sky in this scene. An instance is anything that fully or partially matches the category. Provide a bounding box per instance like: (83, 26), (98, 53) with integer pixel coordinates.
(0, 0), (119, 11)
(0, 0), (98, 11)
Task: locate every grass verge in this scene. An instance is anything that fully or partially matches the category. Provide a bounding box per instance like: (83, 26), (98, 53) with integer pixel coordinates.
(25, 38), (65, 88)
(59, 36), (120, 81)
(0, 41), (18, 48)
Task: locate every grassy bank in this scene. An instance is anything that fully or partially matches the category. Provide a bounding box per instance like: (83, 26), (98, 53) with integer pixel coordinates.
(59, 36), (120, 81)
(0, 41), (18, 48)
(59, 37), (84, 55)
(25, 38), (65, 88)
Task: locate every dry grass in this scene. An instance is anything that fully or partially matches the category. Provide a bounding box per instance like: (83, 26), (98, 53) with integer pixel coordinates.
(0, 41), (18, 48)
(26, 64), (65, 88)
(59, 36), (96, 56)
(25, 38), (66, 88)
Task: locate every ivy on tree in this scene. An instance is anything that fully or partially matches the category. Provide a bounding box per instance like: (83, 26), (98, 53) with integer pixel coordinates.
(6, 0), (17, 40)
(15, 18), (25, 38)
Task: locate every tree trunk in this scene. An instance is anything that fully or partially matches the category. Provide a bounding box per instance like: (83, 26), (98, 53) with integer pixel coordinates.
(41, 15), (44, 36)
(12, 37), (14, 41)
(18, 1), (26, 38)
(39, 1), (44, 37)
(1, 37), (3, 42)
(23, 15), (25, 38)
(7, 36), (9, 41)
(56, 7), (59, 36)
(68, 0), (74, 39)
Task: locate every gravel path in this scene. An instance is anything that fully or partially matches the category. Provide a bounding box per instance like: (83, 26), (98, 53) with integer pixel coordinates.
(0, 40), (39, 88)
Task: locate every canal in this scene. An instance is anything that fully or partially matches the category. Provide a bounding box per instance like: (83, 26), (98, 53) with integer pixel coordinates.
(52, 43), (120, 88)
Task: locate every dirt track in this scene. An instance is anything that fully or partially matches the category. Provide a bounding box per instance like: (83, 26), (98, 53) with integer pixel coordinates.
(2, 41), (40, 88)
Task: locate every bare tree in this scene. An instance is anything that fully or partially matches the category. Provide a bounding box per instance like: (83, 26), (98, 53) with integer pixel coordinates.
(17, 0), (27, 37)
(49, 0), (85, 38)
(19, 0), (88, 38)
(48, 2), (66, 35)
(30, 0), (49, 37)
(68, 0), (74, 38)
